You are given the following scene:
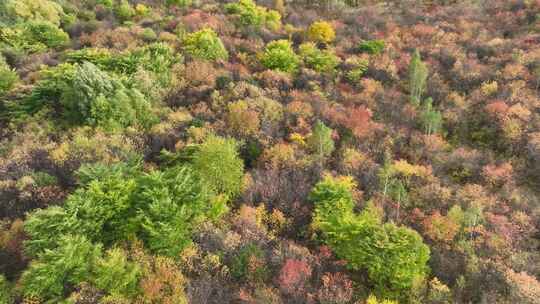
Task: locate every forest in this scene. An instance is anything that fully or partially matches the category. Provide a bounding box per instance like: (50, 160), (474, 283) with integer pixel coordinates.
(0, 0), (539, 303)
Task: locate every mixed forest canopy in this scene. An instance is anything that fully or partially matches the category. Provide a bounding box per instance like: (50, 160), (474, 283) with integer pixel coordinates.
(0, 0), (539, 303)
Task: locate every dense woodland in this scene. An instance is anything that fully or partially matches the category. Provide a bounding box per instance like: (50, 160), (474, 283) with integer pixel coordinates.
(0, 0), (539, 303)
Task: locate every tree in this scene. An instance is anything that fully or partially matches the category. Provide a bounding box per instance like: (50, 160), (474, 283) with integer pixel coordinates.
(260, 40), (300, 73)
(114, 0), (135, 23)
(0, 275), (13, 304)
(64, 164), (139, 245)
(225, 0), (281, 30)
(0, 55), (18, 95)
(135, 166), (215, 256)
(419, 98), (443, 135)
(310, 175), (430, 300)
(21, 234), (102, 300)
(22, 21), (69, 49)
(307, 21), (336, 44)
(24, 206), (78, 257)
(408, 49), (428, 106)
(5, 0), (64, 26)
(358, 40), (385, 55)
(93, 248), (140, 297)
(60, 62), (156, 130)
(191, 135), (244, 198)
(299, 42), (340, 73)
(306, 120), (335, 167)
(183, 28), (228, 61)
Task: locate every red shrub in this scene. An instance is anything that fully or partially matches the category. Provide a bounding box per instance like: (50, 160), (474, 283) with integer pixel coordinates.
(278, 259), (312, 296)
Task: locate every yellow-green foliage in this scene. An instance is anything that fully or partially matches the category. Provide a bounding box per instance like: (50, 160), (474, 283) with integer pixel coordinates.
(366, 294), (398, 304)
(307, 21), (336, 44)
(5, 0), (64, 26)
(0, 55), (18, 95)
(311, 175), (430, 300)
(260, 40), (300, 73)
(299, 42), (341, 72)
(225, 0), (281, 30)
(183, 28), (228, 61)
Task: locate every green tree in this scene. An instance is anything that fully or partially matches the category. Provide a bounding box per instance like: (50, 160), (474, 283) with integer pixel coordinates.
(310, 175), (430, 300)
(21, 234), (102, 300)
(225, 0), (281, 30)
(24, 206), (78, 257)
(191, 135), (244, 198)
(23, 20), (69, 49)
(0, 275), (13, 304)
(358, 39), (385, 55)
(60, 62), (156, 130)
(306, 120), (335, 166)
(4, 0), (64, 26)
(114, 0), (135, 23)
(183, 28), (228, 61)
(260, 40), (300, 73)
(408, 49), (428, 106)
(135, 166), (217, 256)
(93, 248), (140, 297)
(299, 42), (340, 73)
(419, 97), (443, 135)
(0, 55), (18, 95)
(64, 164), (139, 245)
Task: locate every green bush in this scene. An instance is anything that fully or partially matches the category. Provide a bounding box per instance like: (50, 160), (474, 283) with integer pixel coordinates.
(358, 39), (385, 55)
(299, 42), (340, 73)
(96, 0), (114, 9)
(21, 234), (103, 300)
(191, 135), (244, 198)
(66, 43), (179, 78)
(183, 28), (228, 61)
(346, 57), (369, 83)
(23, 20), (70, 49)
(260, 40), (299, 73)
(135, 166), (217, 256)
(64, 163), (139, 244)
(0, 275), (13, 304)
(21, 234), (140, 301)
(140, 28), (157, 42)
(419, 97), (443, 135)
(24, 154), (239, 260)
(58, 62), (156, 130)
(306, 120), (335, 160)
(114, 0), (135, 23)
(311, 175), (430, 300)
(225, 0), (281, 30)
(93, 248), (140, 297)
(0, 55), (18, 95)
(1, 21), (69, 54)
(5, 0), (64, 26)
(24, 206), (78, 257)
